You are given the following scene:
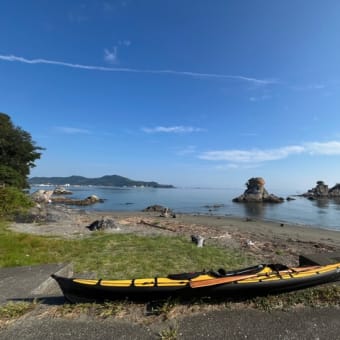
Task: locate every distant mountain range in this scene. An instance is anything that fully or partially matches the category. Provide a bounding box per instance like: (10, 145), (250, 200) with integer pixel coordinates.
(29, 175), (174, 188)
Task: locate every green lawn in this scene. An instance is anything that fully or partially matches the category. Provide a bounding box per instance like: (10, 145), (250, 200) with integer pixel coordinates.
(0, 221), (249, 279)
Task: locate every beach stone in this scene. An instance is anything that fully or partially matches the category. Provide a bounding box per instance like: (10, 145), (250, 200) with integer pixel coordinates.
(86, 217), (120, 231)
(143, 204), (167, 212)
(142, 205), (177, 218)
(233, 177), (283, 203)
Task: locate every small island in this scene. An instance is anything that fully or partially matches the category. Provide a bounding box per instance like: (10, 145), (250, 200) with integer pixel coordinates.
(29, 174), (174, 189)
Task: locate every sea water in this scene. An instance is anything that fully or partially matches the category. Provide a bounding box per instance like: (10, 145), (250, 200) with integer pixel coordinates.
(30, 186), (340, 231)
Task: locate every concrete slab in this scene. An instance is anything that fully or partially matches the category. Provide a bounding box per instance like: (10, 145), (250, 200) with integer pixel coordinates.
(1, 307), (340, 340)
(299, 251), (340, 266)
(0, 263), (72, 304)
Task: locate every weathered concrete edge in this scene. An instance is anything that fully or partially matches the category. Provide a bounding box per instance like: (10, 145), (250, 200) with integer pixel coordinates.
(31, 263), (73, 296)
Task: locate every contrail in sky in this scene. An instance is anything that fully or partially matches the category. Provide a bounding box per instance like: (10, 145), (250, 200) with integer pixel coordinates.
(0, 54), (276, 85)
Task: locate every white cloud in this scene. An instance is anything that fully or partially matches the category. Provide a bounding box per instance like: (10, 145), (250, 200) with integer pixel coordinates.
(305, 141), (340, 155)
(142, 126), (204, 134)
(199, 145), (304, 162)
(56, 126), (91, 134)
(291, 84), (326, 91)
(215, 163), (262, 170)
(104, 47), (118, 64)
(0, 54), (275, 85)
(199, 141), (340, 164)
(216, 163), (239, 169)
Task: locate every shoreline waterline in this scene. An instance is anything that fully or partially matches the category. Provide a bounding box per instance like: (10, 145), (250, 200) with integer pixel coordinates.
(30, 186), (340, 232)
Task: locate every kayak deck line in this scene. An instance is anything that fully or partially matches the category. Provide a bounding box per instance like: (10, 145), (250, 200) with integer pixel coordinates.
(71, 264), (339, 288)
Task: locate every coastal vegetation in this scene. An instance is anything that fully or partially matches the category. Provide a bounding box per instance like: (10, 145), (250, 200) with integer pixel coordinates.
(0, 113), (43, 190)
(0, 113), (43, 220)
(0, 187), (34, 218)
(0, 222), (247, 278)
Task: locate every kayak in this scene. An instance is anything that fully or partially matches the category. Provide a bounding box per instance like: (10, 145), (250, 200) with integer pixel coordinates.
(52, 262), (340, 303)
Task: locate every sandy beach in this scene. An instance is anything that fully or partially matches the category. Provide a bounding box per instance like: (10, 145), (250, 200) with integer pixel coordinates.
(11, 204), (340, 267)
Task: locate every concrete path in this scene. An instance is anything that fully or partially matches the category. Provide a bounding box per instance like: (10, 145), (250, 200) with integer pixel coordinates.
(0, 263), (339, 339)
(0, 307), (339, 339)
(0, 263), (72, 304)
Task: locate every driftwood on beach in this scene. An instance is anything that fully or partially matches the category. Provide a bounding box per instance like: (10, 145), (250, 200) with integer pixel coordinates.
(138, 219), (176, 232)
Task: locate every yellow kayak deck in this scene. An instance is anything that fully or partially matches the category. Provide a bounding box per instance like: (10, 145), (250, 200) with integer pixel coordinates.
(73, 263), (340, 288)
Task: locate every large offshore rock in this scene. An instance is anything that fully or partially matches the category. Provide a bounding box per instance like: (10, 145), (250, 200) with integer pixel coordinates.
(303, 181), (340, 198)
(329, 183), (340, 197)
(233, 177), (283, 203)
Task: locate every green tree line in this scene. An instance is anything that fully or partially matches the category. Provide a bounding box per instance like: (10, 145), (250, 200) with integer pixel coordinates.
(0, 113), (44, 217)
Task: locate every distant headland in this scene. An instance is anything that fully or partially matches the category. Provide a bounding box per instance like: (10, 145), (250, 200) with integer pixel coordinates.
(29, 175), (175, 189)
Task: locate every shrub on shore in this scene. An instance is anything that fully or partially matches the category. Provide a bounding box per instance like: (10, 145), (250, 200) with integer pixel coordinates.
(0, 187), (34, 219)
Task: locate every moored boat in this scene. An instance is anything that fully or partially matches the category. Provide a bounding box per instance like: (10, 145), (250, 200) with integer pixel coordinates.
(52, 262), (340, 303)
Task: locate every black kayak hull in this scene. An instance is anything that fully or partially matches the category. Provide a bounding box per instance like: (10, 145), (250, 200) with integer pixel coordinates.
(52, 263), (340, 303)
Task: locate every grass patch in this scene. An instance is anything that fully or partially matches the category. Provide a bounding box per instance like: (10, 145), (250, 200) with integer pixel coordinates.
(0, 220), (79, 268)
(0, 221), (248, 278)
(45, 285), (340, 326)
(74, 232), (248, 278)
(55, 301), (127, 319)
(250, 284), (340, 311)
(159, 325), (178, 340)
(0, 301), (37, 320)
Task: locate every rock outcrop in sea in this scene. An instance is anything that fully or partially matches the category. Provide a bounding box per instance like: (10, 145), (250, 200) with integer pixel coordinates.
(303, 181), (340, 198)
(233, 177), (284, 203)
(51, 194), (104, 206)
(30, 189), (103, 206)
(53, 186), (73, 195)
(31, 190), (54, 203)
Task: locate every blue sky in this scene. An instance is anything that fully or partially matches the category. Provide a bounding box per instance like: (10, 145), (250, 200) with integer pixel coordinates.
(1, 1), (340, 191)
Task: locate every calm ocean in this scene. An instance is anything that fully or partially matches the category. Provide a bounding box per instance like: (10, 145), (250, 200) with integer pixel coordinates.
(31, 186), (340, 232)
